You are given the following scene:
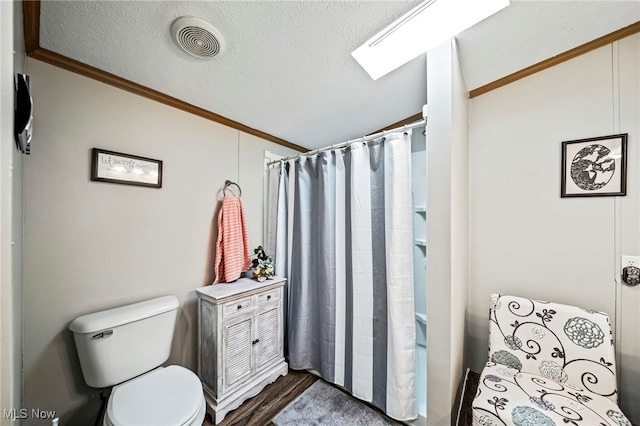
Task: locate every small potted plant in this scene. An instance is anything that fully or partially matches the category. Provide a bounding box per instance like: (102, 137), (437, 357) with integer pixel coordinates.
(251, 245), (274, 282)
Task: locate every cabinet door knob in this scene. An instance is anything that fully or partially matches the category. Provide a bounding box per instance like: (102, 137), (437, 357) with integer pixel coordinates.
(252, 339), (260, 345)
(267, 295), (272, 300)
(237, 305), (242, 310)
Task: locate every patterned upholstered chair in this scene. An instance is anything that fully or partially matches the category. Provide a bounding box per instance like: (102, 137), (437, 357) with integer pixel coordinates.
(472, 294), (631, 426)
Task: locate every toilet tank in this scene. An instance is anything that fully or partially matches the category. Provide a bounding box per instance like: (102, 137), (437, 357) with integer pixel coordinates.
(69, 295), (179, 388)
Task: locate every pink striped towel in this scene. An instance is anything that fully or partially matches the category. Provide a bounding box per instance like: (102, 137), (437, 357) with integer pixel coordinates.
(213, 195), (252, 283)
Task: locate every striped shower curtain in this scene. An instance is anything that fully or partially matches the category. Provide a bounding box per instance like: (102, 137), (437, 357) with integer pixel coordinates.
(266, 131), (417, 421)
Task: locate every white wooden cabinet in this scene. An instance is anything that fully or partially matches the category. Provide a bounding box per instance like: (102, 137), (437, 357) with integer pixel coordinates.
(196, 277), (288, 424)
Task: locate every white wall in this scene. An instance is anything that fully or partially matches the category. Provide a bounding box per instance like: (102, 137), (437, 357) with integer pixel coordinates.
(425, 39), (469, 426)
(468, 34), (640, 422)
(12, 5), (25, 419)
(0, 2), (12, 421)
(1, 2), (25, 424)
(22, 58), (299, 425)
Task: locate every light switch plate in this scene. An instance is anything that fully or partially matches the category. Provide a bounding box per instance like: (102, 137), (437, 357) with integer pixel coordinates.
(622, 255), (640, 267)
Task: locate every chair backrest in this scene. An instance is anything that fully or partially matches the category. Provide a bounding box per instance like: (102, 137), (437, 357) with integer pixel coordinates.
(487, 294), (618, 403)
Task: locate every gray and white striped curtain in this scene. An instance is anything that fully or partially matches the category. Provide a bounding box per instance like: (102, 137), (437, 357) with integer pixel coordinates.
(266, 132), (417, 421)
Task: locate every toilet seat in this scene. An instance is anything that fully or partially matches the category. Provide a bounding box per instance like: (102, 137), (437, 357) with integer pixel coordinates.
(104, 365), (205, 426)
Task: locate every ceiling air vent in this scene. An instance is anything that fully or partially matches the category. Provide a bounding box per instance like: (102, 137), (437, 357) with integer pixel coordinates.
(171, 16), (225, 59)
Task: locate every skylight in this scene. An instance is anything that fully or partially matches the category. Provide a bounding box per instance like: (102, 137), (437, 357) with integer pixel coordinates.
(352, 0), (510, 80)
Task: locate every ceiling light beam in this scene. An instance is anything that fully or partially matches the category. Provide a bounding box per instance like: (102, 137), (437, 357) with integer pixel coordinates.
(352, 0), (510, 80)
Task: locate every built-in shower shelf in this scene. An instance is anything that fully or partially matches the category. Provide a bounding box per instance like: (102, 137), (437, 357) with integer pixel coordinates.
(414, 239), (426, 247)
(414, 206), (427, 213)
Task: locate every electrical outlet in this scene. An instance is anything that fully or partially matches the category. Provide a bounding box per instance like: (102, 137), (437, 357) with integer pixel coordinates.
(622, 255), (640, 267)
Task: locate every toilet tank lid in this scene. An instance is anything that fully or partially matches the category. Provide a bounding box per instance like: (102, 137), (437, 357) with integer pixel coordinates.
(69, 295), (179, 334)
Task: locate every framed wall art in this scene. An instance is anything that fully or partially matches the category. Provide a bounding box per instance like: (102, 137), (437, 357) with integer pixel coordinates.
(91, 148), (163, 188)
(561, 134), (627, 198)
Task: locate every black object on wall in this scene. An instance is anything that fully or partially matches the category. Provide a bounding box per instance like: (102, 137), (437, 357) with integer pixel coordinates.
(14, 73), (33, 155)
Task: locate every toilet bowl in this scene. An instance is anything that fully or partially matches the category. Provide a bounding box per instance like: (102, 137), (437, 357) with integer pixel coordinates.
(103, 366), (206, 426)
(69, 296), (206, 426)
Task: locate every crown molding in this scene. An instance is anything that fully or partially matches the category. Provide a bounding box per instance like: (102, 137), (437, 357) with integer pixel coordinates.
(23, 0), (40, 54)
(370, 112), (424, 135)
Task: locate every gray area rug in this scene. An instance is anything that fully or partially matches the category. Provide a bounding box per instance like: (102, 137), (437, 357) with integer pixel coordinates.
(272, 380), (403, 426)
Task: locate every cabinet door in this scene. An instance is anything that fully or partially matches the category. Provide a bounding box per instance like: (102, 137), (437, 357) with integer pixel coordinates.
(255, 305), (281, 369)
(222, 313), (254, 392)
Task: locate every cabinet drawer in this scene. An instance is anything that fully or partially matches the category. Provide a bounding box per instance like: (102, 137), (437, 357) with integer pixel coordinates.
(223, 297), (253, 317)
(257, 289), (280, 305)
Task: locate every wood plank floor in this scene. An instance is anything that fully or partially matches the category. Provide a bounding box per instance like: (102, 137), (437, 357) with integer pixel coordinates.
(202, 370), (318, 426)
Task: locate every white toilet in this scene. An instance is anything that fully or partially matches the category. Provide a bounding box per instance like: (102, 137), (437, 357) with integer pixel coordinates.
(69, 295), (206, 426)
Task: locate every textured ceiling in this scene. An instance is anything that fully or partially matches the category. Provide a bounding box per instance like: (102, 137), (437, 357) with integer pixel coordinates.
(39, 1), (639, 150)
(457, 0), (640, 90)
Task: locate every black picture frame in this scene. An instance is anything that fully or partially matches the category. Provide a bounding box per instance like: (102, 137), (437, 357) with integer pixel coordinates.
(561, 134), (627, 198)
(91, 148), (163, 188)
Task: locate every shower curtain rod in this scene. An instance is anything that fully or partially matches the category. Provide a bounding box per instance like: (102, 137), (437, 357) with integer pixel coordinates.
(267, 118), (426, 166)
